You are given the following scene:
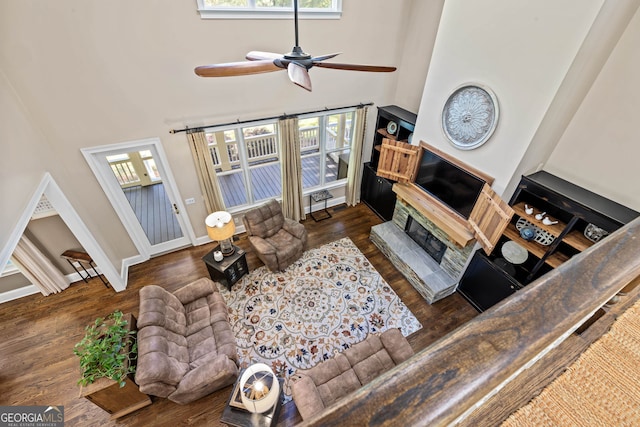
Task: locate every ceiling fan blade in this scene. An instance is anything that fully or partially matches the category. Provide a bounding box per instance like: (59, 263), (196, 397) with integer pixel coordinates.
(311, 52), (341, 62)
(246, 51), (284, 61)
(313, 62), (397, 72)
(194, 60), (282, 77)
(287, 62), (312, 92)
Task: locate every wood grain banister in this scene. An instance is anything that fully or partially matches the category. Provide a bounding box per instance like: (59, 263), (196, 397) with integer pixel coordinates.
(305, 217), (640, 427)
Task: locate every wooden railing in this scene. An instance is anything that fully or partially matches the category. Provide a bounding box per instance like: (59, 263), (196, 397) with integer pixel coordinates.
(300, 126), (320, 151)
(209, 124), (350, 167)
(245, 133), (278, 162)
(109, 160), (140, 186)
(306, 217), (640, 426)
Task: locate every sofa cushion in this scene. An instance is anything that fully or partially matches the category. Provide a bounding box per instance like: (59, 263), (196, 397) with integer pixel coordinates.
(344, 334), (396, 385)
(313, 354), (362, 408)
(173, 277), (216, 305)
(244, 199), (284, 239)
(138, 285), (187, 336)
(266, 229), (303, 259)
(380, 327), (414, 365)
(135, 327), (190, 389)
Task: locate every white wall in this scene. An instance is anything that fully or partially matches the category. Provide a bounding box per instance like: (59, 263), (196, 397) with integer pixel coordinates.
(0, 0), (420, 284)
(413, 0), (604, 195)
(546, 6), (640, 211)
(392, 0), (445, 114)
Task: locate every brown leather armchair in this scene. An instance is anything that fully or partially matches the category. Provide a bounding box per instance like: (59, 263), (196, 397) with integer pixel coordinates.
(242, 199), (308, 272)
(135, 278), (238, 404)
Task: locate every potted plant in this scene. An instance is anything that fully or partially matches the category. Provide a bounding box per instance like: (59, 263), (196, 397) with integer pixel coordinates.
(74, 310), (138, 387)
(74, 310), (151, 419)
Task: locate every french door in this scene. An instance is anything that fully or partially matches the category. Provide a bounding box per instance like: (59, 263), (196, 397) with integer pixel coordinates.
(82, 138), (194, 258)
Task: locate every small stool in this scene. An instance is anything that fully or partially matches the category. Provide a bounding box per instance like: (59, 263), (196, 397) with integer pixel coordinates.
(309, 190), (333, 221)
(61, 250), (109, 288)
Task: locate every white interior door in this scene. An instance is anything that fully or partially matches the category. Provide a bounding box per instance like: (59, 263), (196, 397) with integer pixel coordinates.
(82, 138), (194, 258)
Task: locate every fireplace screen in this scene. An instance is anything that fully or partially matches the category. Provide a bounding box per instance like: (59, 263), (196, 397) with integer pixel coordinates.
(405, 217), (447, 264)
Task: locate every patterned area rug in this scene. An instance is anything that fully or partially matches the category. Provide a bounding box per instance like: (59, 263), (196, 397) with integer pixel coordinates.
(217, 237), (422, 400)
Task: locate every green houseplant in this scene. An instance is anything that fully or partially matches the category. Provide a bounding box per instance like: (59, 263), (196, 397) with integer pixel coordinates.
(74, 310), (137, 388)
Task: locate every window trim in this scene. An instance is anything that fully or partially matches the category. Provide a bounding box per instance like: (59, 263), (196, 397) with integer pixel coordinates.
(195, 0), (342, 20)
(1, 260), (19, 277)
(205, 107), (354, 212)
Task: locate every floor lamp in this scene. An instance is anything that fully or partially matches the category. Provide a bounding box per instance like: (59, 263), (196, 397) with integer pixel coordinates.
(205, 211), (236, 256)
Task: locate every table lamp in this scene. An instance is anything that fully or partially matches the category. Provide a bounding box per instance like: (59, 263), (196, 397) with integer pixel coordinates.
(205, 211), (236, 256)
(239, 363), (280, 413)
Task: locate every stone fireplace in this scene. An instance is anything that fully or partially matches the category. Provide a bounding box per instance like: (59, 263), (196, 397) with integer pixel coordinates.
(405, 216), (447, 264)
(370, 198), (475, 304)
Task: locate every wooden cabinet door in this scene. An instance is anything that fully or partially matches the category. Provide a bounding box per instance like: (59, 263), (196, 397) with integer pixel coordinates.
(458, 251), (519, 312)
(468, 183), (514, 255)
(376, 139), (422, 183)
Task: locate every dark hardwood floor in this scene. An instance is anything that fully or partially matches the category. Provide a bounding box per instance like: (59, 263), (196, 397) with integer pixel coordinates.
(0, 203), (478, 426)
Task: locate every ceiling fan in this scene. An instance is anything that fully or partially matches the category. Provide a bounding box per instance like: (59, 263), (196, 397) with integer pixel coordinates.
(194, 0), (396, 92)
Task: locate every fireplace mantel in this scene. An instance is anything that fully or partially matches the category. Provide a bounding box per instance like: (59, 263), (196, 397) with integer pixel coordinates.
(392, 182), (474, 248)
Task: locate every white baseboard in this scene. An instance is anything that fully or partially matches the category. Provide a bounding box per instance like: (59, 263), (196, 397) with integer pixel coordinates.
(118, 254), (147, 291)
(0, 269), (102, 304)
(0, 285), (40, 303)
(308, 195), (346, 214)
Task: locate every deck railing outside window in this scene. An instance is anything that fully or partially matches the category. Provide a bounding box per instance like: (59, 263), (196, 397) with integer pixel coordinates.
(203, 110), (354, 210)
(110, 161), (140, 186)
(300, 126), (320, 151)
(245, 133), (278, 163)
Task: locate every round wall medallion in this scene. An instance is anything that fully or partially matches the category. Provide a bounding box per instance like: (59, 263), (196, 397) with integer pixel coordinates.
(442, 84), (499, 150)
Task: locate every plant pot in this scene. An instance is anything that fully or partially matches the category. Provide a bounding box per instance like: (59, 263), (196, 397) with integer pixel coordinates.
(79, 313), (151, 419)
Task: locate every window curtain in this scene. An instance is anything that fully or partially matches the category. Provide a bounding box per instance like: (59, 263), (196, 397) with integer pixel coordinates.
(11, 235), (69, 296)
(187, 130), (225, 213)
(278, 117), (305, 221)
(345, 106), (368, 206)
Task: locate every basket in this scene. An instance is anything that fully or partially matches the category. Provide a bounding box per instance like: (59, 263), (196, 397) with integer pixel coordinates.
(516, 218), (555, 246)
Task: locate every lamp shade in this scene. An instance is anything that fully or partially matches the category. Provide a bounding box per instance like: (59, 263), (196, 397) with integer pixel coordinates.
(205, 211), (236, 241)
(239, 363), (280, 414)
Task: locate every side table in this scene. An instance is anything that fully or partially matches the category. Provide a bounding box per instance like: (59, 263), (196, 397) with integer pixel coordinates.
(220, 369), (284, 427)
(202, 245), (248, 291)
(61, 249), (110, 288)
(309, 189), (333, 222)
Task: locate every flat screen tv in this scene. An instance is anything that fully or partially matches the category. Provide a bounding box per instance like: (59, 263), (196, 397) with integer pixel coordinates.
(414, 144), (487, 219)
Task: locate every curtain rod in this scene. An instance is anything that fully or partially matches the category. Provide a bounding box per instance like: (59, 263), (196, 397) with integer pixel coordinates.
(168, 102), (373, 134)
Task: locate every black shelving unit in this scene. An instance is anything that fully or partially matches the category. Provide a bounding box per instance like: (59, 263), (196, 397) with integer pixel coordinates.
(361, 105), (417, 221)
(458, 171), (639, 312)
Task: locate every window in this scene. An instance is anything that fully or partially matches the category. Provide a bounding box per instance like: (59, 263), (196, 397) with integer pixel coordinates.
(1, 260), (19, 277)
(299, 110), (353, 189)
(204, 108), (354, 211)
(207, 122), (281, 209)
(196, 0), (342, 19)
(106, 151), (162, 187)
(139, 150), (162, 183)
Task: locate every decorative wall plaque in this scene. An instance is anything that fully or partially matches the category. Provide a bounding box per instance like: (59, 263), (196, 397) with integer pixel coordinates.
(442, 84), (499, 150)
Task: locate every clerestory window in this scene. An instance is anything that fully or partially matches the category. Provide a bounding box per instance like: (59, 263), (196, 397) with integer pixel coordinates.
(196, 0), (342, 19)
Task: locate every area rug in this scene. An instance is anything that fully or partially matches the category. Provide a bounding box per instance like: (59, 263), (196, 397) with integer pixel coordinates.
(217, 237), (422, 400)
(502, 297), (640, 426)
